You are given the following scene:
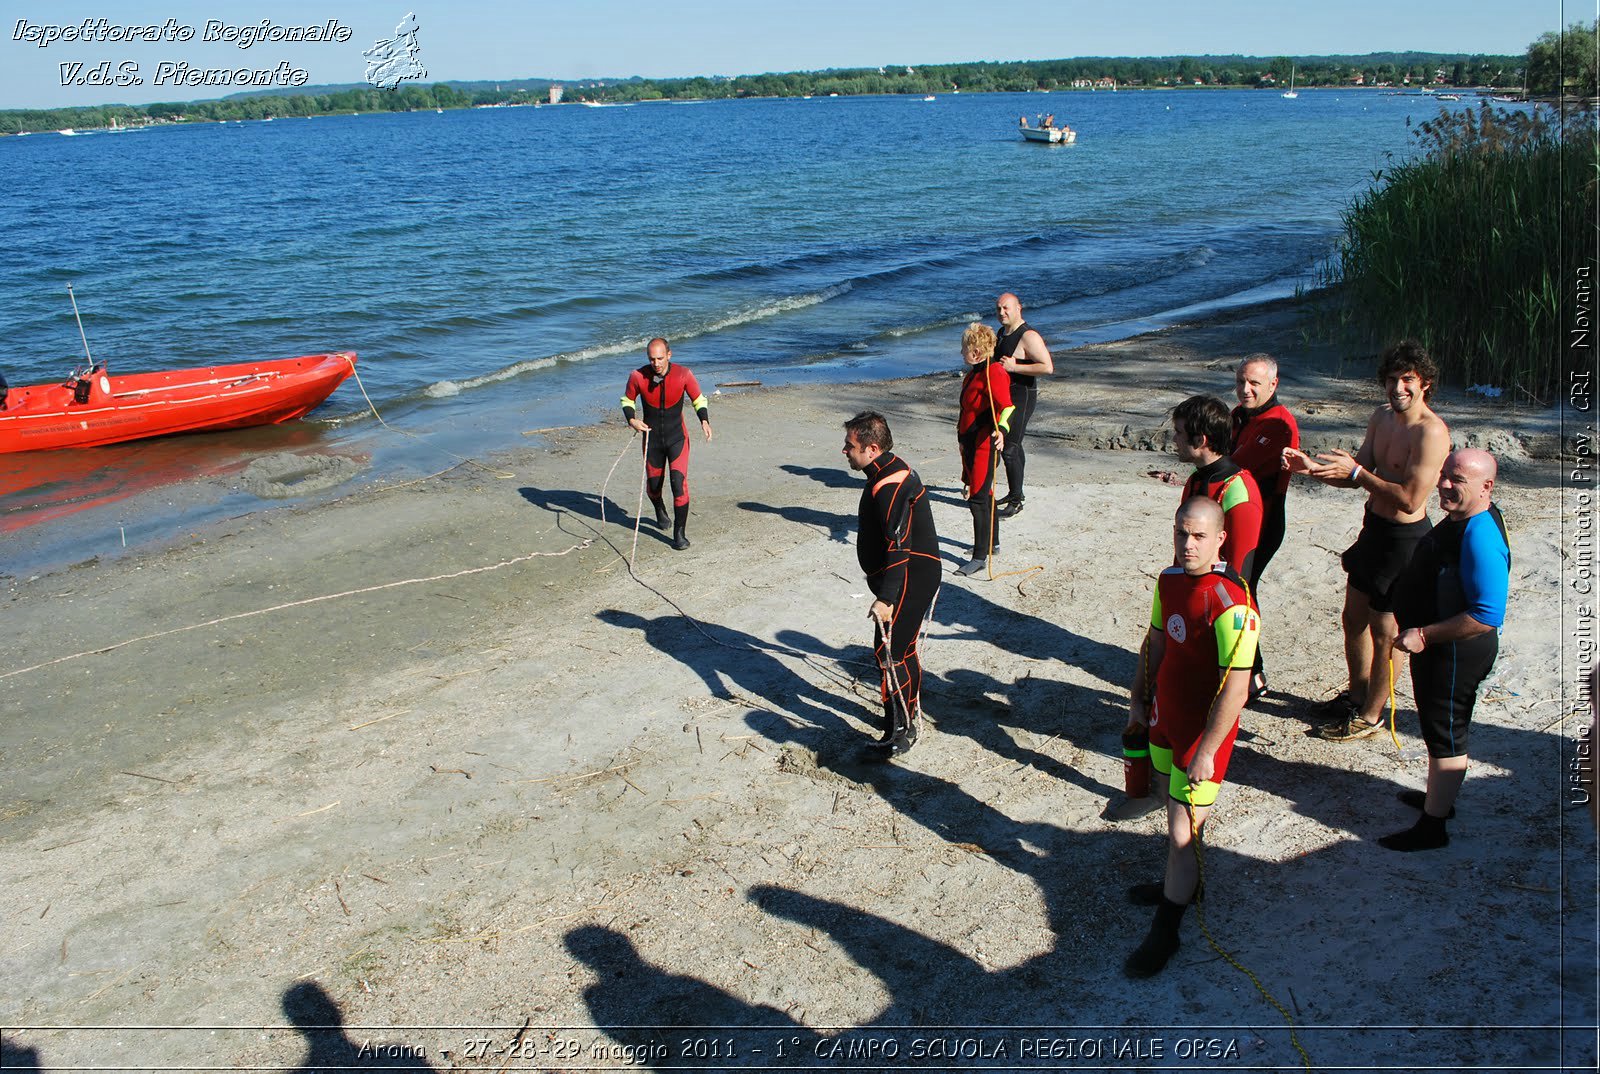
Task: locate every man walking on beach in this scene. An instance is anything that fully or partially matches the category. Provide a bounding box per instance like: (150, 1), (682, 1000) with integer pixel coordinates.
(1230, 354), (1300, 699)
(1381, 448), (1509, 850)
(1286, 340), (1449, 741)
(1122, 497), (1258, 978)
(621, 338), (712, 551)
(993, 292), (1053, 518)
(843, 412), (941, 758)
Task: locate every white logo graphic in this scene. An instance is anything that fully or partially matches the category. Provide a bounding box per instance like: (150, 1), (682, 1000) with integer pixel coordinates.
(363, 12), (426, 89)
(1166, 613), (1187, 643)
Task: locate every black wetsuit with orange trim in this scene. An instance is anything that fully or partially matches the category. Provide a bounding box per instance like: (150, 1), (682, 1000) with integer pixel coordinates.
(621, 362), (708, 508)
(858, 452), (941, 730)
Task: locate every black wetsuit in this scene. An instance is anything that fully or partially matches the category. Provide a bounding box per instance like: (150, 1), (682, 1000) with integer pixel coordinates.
(1395, 505), (1510, 758)
(858, 452), (941, 735)
(995, 321), (1037, 503)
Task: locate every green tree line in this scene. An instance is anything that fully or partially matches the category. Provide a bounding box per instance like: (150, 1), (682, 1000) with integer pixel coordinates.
(0, 82), (471, 134)
(0, 48), (1532, 135)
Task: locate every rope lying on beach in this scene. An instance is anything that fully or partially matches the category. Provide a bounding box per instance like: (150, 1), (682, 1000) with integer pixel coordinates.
(0, 542), (592, 682)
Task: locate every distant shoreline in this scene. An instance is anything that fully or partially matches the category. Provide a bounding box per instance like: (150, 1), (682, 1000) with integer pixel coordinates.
(0, 84), (1538, 137)
(1, 45), (1526, 129)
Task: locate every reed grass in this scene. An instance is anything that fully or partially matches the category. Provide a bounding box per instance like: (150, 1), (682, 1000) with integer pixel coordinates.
(1315, 101), (1597, 404)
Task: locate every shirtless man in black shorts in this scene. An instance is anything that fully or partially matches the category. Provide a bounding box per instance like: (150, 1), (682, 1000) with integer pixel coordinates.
(1285, 340), (1450, 740)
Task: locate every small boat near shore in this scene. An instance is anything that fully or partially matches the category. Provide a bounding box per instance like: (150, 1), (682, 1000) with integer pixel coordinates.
(0, 352), (357, 453)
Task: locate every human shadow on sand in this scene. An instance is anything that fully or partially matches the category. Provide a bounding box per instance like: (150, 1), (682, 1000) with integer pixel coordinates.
(0, 1039), (42, 1072)
(565, 713), (1595, 1071)
(281, 980), (435, 1072)
(778, 463), (860, 491)
(519, 486), (671, 545)
(736, 500), (854, 543)
(596, 608), (880, 736)
(563, 815), (1305, 1055)
(768, 622), (1124, 800)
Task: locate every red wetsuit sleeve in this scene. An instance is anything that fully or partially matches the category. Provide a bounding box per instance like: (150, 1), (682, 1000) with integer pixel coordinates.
(1231, 413), (1296, 494)
(990, 364), (1015, 430)
(679, 367), (710, 423)
(621, 369), (646, 420)
(1220, 473), (1263, 570)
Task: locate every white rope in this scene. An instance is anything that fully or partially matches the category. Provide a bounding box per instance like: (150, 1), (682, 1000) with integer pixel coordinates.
(0, 541), (591, 682)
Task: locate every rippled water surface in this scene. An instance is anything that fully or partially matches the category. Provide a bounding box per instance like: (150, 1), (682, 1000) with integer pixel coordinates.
(0, 88), (1471, 563)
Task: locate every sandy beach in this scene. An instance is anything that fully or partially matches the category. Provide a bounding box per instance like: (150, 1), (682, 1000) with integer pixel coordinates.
(1, 300), (1592, 1072)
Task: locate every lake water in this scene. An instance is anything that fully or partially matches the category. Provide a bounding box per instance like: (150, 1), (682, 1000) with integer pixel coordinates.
(0, 88), (1473, 568)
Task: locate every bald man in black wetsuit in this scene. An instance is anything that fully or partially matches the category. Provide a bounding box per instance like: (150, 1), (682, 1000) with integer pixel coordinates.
(993, 292), (1053, 518)
(843, 410), (941, 758)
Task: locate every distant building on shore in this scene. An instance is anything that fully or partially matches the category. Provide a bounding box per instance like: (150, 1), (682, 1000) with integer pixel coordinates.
(549, 84), (563, 105)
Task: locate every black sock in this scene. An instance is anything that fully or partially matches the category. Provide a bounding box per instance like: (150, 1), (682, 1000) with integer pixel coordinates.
(1378, 812), (1449, 852)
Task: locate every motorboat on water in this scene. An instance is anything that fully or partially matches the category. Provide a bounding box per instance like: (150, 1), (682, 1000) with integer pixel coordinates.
(0, 353), (357, 453)
(1019, 122), (1077, 144)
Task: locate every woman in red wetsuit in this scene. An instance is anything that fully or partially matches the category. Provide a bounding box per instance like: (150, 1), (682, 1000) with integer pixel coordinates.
(956, 323), (1014, 577)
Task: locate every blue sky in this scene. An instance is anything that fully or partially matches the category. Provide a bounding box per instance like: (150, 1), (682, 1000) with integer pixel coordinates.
(0, 0), (1569, 110)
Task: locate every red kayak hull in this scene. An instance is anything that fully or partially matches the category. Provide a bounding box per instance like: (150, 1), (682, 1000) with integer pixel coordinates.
(0, 352), (357, 453)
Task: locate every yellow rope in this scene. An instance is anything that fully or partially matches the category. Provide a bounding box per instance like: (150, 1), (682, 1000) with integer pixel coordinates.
(1387, 652), (1402, 750)
(1189, 809), (1311, 1072)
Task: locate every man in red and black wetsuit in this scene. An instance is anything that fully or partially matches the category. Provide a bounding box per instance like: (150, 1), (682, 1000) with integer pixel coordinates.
(844, 411), (941, 758)
(1122, 497), (1259, 978)
(1230, 354), (1300, 698)
(1173, 395), (1263, 585)
(621, 338), (712, 551)
(956, 322), (1015, 577)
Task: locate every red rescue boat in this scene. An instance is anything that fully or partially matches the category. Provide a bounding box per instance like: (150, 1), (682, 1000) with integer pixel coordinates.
(0, 352), (358, 454)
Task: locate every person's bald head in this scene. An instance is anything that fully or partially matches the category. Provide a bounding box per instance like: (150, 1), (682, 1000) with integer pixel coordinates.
(995, 292), (1023, 330)
(646, 337), (671, 375)
(1455, 448), (1496, 482)
(1173, 496), (1227, 575)
(1437, 448), (1496, 520)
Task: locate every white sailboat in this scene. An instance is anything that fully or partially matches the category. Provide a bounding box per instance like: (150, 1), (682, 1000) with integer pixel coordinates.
(1282, 65), (1298, 99)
